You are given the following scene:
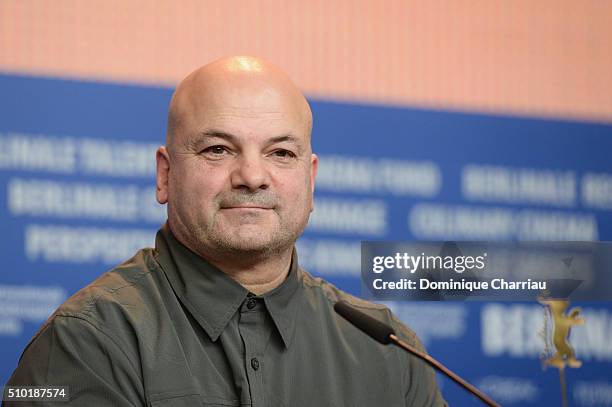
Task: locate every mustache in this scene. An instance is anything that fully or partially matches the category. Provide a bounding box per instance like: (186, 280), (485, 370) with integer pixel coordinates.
(218, 192), (279, 209)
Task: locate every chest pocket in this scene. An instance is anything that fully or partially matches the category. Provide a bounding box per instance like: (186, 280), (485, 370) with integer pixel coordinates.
(150, 393), (243, 407)
(150, 394), (202, 406)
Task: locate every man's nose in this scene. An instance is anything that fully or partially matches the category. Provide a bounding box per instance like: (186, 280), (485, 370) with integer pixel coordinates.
(230, 152), (270, 191)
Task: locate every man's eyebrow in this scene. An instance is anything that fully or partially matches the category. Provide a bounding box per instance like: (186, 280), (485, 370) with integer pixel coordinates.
(199, 130), (237, 142)
(194, 131), (300, 145)
(184, 131), (235, 150)
(267, 134), (299, 145)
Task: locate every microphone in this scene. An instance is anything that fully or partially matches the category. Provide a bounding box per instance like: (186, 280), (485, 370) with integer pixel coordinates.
(334, 301), (500, 407)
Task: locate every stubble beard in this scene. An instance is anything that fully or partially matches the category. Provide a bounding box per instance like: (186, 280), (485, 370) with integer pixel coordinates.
(187, 209), (308, 262)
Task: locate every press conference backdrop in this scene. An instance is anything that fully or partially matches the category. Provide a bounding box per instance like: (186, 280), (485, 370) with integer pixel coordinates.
(1, 73), (611, 406)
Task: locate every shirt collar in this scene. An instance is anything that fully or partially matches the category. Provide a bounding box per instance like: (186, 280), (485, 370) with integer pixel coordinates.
(155, 223), (301, 348)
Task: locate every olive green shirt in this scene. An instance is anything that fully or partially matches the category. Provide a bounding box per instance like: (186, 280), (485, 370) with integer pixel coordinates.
(5, 225), (446, 406)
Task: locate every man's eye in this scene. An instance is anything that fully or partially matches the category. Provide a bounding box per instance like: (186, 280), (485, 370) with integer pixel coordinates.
(202, 146), (228, 155)
(272, 149), (296, 159)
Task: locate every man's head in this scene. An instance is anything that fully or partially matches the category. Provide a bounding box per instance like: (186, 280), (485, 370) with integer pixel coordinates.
(156, 56), (317, 262)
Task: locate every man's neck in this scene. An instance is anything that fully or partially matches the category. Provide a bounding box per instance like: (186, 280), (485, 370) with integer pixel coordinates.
(167, 223), (294, 295)
(205, 248), (293, 295)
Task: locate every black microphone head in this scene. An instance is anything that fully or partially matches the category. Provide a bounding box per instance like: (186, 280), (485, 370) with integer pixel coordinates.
(334, 301), (396, 345)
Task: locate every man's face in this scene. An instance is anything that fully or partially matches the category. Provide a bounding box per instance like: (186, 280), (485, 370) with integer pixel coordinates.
(156, 79), (317, 259)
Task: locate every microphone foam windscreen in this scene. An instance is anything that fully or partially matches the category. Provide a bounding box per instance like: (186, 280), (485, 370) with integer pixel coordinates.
(334, 301), (396, 345)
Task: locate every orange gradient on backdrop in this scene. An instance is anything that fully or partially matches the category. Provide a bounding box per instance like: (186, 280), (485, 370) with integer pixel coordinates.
(1, 0), (611, 123)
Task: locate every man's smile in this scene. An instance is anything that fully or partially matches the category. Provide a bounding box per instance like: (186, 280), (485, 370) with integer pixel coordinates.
(221, 206), (273, 210)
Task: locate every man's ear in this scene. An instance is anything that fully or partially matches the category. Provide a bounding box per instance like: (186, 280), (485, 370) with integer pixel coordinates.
(156, 146), (170, 204)
(309, 153), (318, 211)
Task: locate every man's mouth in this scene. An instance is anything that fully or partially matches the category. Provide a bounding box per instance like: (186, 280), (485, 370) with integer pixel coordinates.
(221, 206), (273, 210)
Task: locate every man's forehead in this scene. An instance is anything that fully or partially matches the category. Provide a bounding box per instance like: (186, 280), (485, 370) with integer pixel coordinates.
(189, 81), (305, 118)
(187, 100), (309, 137)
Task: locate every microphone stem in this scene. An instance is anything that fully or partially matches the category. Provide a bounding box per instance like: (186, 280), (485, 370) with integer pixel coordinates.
(389, 334), (501, 407)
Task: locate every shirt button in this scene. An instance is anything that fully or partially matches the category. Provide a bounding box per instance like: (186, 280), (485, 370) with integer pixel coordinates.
(246, 298), (257, 310)
(251, 357), (260, 370)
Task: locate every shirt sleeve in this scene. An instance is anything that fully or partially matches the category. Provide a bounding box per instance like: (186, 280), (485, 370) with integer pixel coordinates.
(402, 333), (448, 407)
(4, 315), (145, 407)
(386, 312), (447, 407)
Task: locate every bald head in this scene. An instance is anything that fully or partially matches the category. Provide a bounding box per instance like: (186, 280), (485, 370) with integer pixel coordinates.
(166, 56), (312, 149)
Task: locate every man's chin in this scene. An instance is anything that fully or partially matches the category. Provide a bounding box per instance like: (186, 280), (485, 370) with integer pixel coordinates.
(227, 242), (274, 253)
(203, 221), (302, 256)
(219, 230), (293, 254)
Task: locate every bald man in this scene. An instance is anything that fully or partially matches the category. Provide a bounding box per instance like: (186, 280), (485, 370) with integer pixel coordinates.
(5, 57), (446, 406)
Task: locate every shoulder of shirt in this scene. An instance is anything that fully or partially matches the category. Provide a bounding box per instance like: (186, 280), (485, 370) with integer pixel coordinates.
(41, 248), (159, 331)
(19, 248), (158, 365)
(298, 267), (420, 348)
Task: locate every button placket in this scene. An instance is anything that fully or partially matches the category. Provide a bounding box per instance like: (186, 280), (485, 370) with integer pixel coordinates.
(238, 298), (271, 407)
